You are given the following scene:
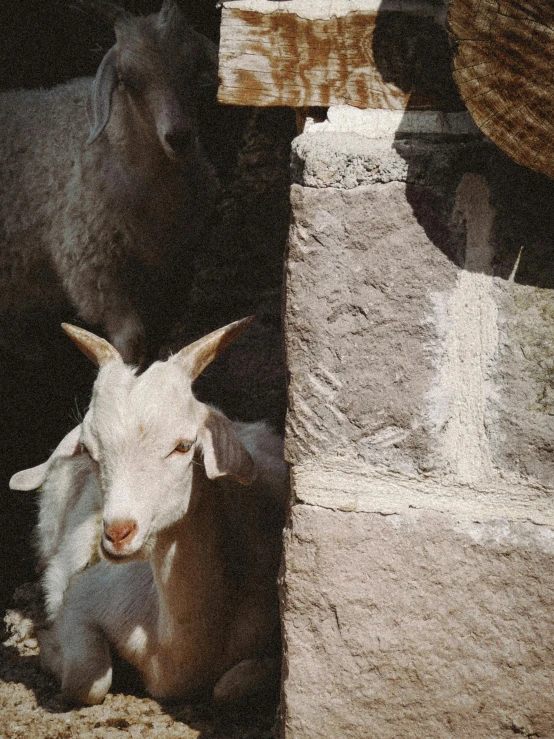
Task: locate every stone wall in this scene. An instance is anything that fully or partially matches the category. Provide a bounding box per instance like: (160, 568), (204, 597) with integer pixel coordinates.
(280, 109), (554, 738)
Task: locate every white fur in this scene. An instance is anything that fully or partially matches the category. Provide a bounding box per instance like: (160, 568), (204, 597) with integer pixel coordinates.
(10, 323), (287, 705)
(38, 457), (102, 620)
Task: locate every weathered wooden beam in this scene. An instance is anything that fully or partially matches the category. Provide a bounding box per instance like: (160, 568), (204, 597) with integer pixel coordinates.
(218, 0), (463, 112)
(448, 0), (554, 180)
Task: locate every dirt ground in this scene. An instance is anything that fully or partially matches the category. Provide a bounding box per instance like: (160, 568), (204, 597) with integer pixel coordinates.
(0, 24), (296, 729)
(1, 584), (279, 739)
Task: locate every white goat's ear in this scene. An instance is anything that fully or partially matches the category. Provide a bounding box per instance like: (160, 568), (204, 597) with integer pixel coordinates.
(87, 46), (118, 144)
(61, 323), (123, 368)
(173, 316), (254, 381)
(199, 410), (255, 485)
(9, 425), (82, 492)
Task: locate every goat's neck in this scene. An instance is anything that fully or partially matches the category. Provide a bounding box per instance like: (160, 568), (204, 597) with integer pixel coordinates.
(149, 471), (231, 648)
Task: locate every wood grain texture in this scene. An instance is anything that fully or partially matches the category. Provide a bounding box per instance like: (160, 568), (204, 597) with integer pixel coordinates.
(219, 7), (463, 111)
(448, 0), (554, 179)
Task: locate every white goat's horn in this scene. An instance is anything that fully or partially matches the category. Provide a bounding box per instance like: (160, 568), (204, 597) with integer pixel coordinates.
(174, 316), (254, 380)
(62, 323), (123, 368)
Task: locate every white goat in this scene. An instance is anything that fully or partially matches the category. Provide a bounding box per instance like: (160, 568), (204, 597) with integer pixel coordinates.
(13, 431), (102, 622)
(10, 318), (287, 706)
(0, 0), (219, 363)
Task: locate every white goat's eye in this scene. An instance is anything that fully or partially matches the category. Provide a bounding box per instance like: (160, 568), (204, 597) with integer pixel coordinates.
(80, 442), (90, 455)
(172, 441), (194, 455)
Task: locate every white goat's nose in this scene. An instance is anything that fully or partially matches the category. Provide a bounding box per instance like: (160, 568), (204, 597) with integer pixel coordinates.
(103, 519), (138, 549)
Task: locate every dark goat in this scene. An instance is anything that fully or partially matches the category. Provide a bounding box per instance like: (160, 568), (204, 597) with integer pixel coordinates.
(0, 0), (219, 363)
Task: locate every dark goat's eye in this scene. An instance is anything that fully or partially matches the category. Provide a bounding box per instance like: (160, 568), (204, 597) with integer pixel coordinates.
(119, 74), (143, 96)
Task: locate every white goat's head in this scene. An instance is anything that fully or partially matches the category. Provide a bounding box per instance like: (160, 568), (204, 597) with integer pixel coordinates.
(10, 318), (256, 562)
(88, 0), (218, 159)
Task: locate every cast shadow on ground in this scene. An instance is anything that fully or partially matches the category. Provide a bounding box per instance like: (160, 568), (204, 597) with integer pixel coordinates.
(0, 631), (279, 738)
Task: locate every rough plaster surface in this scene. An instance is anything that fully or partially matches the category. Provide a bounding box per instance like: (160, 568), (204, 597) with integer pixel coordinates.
(491, 282), (554, 487)
(286, 132), (554, 493)
(290, 460), (554, 526)
(285, 179), (460, 475)
(283, 128), (554, 737)
(431, 172), (498, 485)
(291, 132), (484, 189)
(280, 505), (554, 739)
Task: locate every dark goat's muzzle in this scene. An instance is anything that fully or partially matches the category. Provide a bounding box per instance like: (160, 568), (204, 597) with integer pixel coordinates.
(164, 129), (196, 157)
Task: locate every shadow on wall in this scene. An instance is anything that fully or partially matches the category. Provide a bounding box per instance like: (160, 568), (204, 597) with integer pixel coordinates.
(371, 1), (554, 289)
(0, 0), (222, 90)
(0, 0), (294, 611)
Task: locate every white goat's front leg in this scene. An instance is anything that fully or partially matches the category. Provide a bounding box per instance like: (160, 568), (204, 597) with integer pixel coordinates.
(42, 527), (100, 622)
(42, 559), (74, 623)
(41, 472), (102, 621)
(62, 625), (112, 705)
(41, 618), (113, 705)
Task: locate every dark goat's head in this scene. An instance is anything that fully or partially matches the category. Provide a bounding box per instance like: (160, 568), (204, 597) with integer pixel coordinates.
(87, 0), (218, 160)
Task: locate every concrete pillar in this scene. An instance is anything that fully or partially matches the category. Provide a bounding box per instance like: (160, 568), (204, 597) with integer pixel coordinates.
(280, 107), (554, 738)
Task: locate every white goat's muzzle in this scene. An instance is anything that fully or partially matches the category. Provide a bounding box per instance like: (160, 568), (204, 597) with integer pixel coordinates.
(101, 518), (143, 562)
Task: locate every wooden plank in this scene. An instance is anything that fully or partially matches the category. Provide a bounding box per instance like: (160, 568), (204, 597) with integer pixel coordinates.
(218, 5), (464, 111)
(219, 0), (447, 21)
(455, 74), (497, 101)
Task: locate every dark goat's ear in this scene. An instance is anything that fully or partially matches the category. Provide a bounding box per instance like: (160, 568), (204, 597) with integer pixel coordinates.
(193, 32), (219, 90)
(71, 0), (127, 24)
(87, 46), (118, 144)
(158, 0), (183, 32)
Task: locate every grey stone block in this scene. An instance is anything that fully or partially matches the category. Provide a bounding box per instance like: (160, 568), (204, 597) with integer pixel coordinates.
(285, 181), (459, 475)
(286, 133), (554, 489)
(280, 504), (554, 739)
(291, 131), (486, 190)
(490, 281), (554, 488)
(282, 126), (554, 739)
